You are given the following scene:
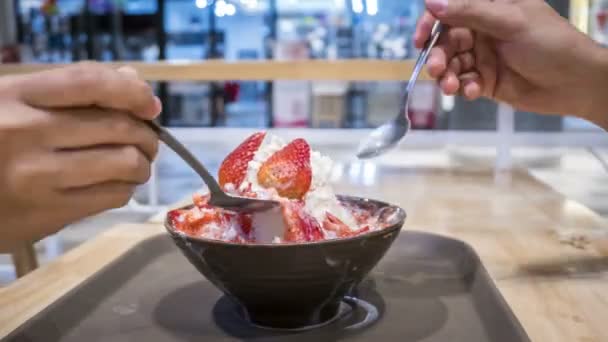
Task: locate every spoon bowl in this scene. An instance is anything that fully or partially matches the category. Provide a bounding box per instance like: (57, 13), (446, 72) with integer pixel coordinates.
(357, 21), (442, 160)
(356, 117), (410, 159)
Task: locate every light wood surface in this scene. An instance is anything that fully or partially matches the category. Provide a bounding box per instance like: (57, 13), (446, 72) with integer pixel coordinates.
(0, 60), (430, 81)
(1, 167), (607, 341)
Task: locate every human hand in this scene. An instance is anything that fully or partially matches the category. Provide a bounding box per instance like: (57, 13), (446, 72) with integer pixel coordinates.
(0, 63), (161, 247)
(414, 0), (608, 129)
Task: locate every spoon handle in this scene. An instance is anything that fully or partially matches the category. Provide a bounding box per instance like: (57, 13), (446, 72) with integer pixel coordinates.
(406, 21), (443, 95)
(144, 120), (224, 195)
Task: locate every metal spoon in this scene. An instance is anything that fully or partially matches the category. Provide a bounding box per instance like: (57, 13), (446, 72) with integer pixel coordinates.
(357, 21), (442, 159)
(145, 121), (280, 213)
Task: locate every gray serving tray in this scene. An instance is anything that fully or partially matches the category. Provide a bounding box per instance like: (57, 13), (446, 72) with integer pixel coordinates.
(3, 231), (530, 342)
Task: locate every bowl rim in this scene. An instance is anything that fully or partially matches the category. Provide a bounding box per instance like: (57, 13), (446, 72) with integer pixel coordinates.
(164, 195), (406, 249)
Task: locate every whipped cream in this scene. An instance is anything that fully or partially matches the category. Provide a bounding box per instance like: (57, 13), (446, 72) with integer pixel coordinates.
(239, 133), (357, 237)
(305, 151), (358, 230)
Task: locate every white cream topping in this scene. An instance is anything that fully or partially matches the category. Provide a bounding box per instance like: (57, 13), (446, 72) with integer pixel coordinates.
(305, 150), (358, 230)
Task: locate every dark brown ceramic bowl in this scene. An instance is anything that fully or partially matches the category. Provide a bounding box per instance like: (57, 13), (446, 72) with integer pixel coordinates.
(164, 195), (406, 330)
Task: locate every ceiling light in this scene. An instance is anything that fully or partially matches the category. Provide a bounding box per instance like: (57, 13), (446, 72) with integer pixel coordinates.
(226, 3), (236, 15)
(366, 0), (378, 16)
(352, 0), (364, 14)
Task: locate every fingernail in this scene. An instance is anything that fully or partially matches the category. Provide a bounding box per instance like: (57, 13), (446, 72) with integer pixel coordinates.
(154, 96), (163, 114)
(463, 85), (473, 98)
(426, 0), (448, 15)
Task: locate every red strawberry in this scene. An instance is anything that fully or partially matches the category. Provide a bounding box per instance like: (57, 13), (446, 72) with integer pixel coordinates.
(220, 212), (253, 236)
(341, 202), (372, 225)
(323, 212), (353, 238)
(185, 207), (219, 229)
(239, 214), (253, 235)
(357, 226), (371, 235)
(193, 193), (211, 208)
(168, 207), (217, 236)
(218, 132), (266, 188)
(282, 201), (323, 242)
(168, 209), (186, 231)
(322, 212), (369, 238)
(257, 138), (312, 200)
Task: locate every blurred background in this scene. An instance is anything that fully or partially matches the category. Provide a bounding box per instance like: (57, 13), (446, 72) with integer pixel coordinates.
(2, 0), (604, 131)
(0, 0), (607, 283)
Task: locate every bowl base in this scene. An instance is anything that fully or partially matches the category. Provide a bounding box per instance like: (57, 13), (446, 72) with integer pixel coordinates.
(212, 292), (383, 338)
(240, 300), (354, 332)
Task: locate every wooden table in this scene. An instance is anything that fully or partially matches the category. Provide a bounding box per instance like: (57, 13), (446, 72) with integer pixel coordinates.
(1, 167), (607, 341)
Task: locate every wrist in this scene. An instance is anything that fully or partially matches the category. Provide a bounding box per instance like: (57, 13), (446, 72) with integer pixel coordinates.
(584, 44), (608, 130)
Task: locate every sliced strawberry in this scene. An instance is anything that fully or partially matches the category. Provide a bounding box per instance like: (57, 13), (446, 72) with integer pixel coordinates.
(220, 211), (253, 237)
(193, 193), (211, 208)
(352, 210), (371, 225)
(169, 207), (215, 236)
(341, 203), (372, 225)
(185, 207), (219, 228)
(168, 209), (186, 230)
(323, 212), (354, 238)
(239, 214), (253, 236)
(357, 226), (371, 234)
(257, 138), (312, 200)
(282, 201), (323, 242)
(218, 132), (266, 188)
(322, 212), (369, 238)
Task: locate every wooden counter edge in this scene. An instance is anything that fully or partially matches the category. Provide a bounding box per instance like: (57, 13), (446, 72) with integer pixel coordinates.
(0, 223), (165, 338)
(0, 60), (431, 81)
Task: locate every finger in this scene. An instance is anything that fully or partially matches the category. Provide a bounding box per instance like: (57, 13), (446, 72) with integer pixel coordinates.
(12, 62), (162, 119)
(117, 65), (163, 114)
(440, 28), (475, 56)
(447, 51), (476, 75)
(47, 108), (159, 161)
(53, 145), (152, 189)
(463, 81), (483, 100)
(426, 28), (474, 78)
(425, 0), (524, 39)
(117, 65), (139, 77)
(459, 72), (483, 100)
(458, 52), (475, 72)
(439, 71), (461, 95)
(414, 11), (437, 49)
(55, 181), (137, 218)
(473, 35), (498, 98)
(447, 56), (461, 75)
(427, 47), (448, 78)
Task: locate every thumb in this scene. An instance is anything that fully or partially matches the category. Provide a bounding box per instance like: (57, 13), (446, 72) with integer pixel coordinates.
(117, 65), (139, 78)
(425, 0), (522, 39)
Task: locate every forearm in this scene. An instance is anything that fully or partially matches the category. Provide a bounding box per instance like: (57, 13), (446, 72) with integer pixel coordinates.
(584, 45), (608, 130)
